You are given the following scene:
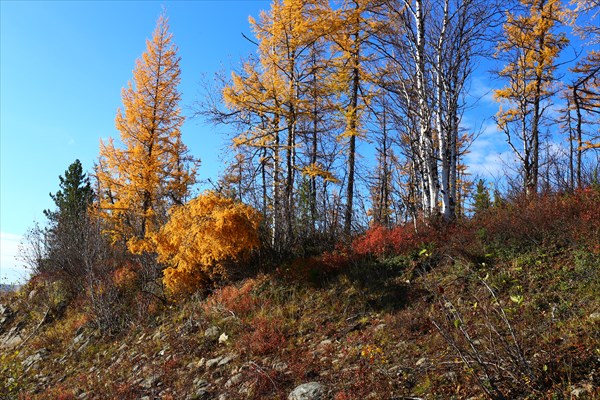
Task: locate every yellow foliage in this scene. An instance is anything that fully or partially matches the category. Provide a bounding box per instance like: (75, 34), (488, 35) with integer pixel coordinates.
(96, 13), (198, 248)
(301, 163), (340, 183)
(495, 0), (569, 107)
(154, 191), (262, 296)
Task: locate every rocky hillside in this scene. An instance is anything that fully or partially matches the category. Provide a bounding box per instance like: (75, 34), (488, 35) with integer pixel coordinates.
(2, 257), (598, 399)
(1, 192), (599, 399)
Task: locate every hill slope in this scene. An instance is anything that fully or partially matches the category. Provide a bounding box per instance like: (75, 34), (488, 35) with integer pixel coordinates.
(1, 192), (599, 399)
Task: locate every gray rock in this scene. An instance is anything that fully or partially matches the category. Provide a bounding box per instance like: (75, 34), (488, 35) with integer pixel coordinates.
(140, 376), (158, 389)
(0, 303), (14, 327)
(73, 333), (85, 345)
(225, 373), (243, 388)
(571, 384), (593, 398)
(205, 326), (220, 340)
(288, 382), (325, 400)
(1, 332), (23, 348)
(588, 312), (600, 322)
(21, 348), (49, 370)
(206, 356), (224, 369)
(218, 354), (236, 367)
(193, 378), (208, 389)
(415, 357), (427, 367)
(1, 322), (24, 349)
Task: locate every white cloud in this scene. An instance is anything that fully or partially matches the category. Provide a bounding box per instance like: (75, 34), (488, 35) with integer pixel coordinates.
(467, 76), (498, 107)
(0, 232), (31, 284)
(463, 122), (516, 179)
(467, 149), (515, 179)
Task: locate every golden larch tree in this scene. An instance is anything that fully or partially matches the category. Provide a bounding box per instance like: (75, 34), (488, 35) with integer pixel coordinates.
(223, 0), (334, 248)
(329, 0), (380, 237)
(96, 13), (198, 252)
(494, 0), (569, 196)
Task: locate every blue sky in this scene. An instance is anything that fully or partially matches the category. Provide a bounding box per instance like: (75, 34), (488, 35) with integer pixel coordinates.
(1, 1), (594, 284)
(1, 1), (270, 283)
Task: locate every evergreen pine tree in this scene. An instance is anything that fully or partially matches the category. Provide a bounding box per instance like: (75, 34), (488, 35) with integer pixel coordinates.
(473, 179), (492, 215)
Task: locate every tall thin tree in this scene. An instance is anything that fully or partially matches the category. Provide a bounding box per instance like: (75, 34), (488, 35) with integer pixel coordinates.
(96, 13), (198, 252)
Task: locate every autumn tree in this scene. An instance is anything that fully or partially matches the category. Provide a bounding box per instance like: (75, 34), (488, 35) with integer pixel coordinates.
(299, 36), (341, 237)
(571, 0), (600, 40)
(494, 0), (569, 196)
(96, 14), (198, 253)
(154, 191), (262, 296)
(563, 0), (600, 188)
(217, 0), (341, 249)
(327, 0), (383, 236)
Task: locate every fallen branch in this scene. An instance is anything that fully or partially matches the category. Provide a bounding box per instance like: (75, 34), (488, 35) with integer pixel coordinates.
(17, 306), (51, 349)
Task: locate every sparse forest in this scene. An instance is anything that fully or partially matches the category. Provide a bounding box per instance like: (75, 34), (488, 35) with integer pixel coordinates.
(1, 1), (599, 399)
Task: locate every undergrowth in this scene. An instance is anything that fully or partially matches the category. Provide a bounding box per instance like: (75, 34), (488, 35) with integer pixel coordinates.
(1, 189), (599, 399)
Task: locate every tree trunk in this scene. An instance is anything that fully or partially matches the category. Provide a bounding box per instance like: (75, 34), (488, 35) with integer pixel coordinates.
(344, 26), (361, 238)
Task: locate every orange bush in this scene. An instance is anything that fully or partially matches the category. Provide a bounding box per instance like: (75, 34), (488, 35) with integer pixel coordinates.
(154, 191), (262, 297)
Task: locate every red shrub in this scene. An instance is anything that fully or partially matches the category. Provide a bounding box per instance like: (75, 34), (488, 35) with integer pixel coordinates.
(242, 364), (287, 398)
(204, 278), (261, 317)
(29, 386), (77, 400)
(240, 316), (286, 356)
(352, 224), (419, 257)
(475, 188), (600, 250)
(113, 262), (139, 291)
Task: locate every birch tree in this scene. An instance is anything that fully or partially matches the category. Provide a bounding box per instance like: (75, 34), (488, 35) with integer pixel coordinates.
(380, 0), (496, 220)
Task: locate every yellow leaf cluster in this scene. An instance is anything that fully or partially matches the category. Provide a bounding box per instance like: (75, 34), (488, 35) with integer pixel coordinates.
(301, 163), (340, 183)
(495, 0), (569, 124)
(153, 191), (262, 296)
